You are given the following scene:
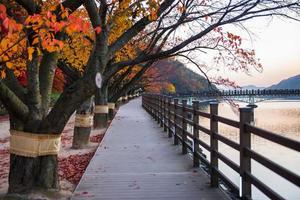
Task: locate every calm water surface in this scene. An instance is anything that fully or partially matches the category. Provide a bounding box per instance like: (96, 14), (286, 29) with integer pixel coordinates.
(196, 100), (300, 200)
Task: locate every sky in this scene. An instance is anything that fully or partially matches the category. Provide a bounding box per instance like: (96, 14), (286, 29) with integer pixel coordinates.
(186, 17), (300, 88)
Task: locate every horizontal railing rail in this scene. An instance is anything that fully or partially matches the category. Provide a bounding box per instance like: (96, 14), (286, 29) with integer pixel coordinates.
(142, 93), (300, 200)
(170, 89), (300, 98)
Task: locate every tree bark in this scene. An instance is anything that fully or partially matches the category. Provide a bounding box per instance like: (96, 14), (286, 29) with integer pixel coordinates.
(9, 154), (59, 194)
(108, 105), (114, 120)
(72, 97), (94, 149)
(39, 52), (59, 118)
(8, 119), (59, 194)
(94, 84), (108, 129)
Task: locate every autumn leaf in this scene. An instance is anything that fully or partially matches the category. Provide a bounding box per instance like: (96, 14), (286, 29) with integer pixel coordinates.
(0, 4), (6, 14)
(32, 37), (39, 45)
(0, 39), (8, 49)
(3, 18), (9, 29)
(12, 45), (18, 52)
(28, 47), (34, 61)
(166, 83), (176, 93)
(94, 26), (101, 34)
(6, 62), (13, 69)
(2, 56), (8, 61)
(0, 70), (6, 79)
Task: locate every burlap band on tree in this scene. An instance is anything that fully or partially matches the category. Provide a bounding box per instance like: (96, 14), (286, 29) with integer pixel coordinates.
(94, 105), (109, 114)
(75, 114), (93, 127)
(10, 130), (61, 157)
(108, 103), (115, 110)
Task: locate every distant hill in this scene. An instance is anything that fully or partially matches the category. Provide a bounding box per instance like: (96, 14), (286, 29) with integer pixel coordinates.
(242, 85), (265, 90)
(152, 59), (216, 93)
(267, 74), (300, 89)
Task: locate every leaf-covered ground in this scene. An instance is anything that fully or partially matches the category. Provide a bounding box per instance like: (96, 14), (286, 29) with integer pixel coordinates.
(0, 114), (106, 199)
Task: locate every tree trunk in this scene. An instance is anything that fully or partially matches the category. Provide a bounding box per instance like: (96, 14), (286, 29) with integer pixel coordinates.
(6, 111), (63, 194)
(72, 127), (92, 148)
(8, 154), (59, 194)
(94, 84), (108, 129)
(72, 97), (94, 149)
(108, 109), (114, 120)
(107, 102), (115, 120)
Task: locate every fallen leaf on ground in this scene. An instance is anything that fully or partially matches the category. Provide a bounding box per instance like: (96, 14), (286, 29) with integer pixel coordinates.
(90, 134), (104, 143)
(58, 152), (95, 185)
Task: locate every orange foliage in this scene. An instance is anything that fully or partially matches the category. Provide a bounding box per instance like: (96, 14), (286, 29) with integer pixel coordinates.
(0, 2), (93, 79)
(142, 64), (176, 93)
(0, 4), (25, 78)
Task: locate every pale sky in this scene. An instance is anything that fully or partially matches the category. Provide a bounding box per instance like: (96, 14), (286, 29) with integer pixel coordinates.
(186, 17), (300, 87)
(232, 17), (300, 87)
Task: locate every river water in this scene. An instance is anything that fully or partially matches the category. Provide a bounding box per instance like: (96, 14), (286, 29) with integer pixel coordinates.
(194, 100), (300, 200)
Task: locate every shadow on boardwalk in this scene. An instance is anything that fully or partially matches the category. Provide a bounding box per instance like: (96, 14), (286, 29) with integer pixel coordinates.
(72, 98), (228, 200)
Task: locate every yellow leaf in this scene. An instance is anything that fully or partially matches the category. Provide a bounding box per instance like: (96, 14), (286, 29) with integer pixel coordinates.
(12, 45), (18, 52)
(37, 47), (42, 56)
(28, 47), (34, 61)
(2, 55), (9, 61)
(6, 62), (13, 69)
(0, 39), (8, 49)
(32, 37), (39, 45)
(46, 46), (56, 52)
(14, 70), (20, 77)
(0, 70), (6, 79)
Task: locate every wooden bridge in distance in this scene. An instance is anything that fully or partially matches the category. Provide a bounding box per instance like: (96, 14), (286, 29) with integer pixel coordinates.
(172, 89), (300, 106)
(173, 89), (300, 98)
(72, 97), (228, 200)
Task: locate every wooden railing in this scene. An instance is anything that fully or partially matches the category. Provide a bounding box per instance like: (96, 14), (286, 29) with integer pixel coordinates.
(142, 93), (300, 200)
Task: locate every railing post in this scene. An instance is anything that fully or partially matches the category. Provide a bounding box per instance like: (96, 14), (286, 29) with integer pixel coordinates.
(210, 102), (219, 187)
(168, 97), (172, 138)
(174, 99), (179, 145)
(145, 95), (148, 110)
(239, 107), (253, 199)
(160, 96), (164, 127)
(152, 96), (155, 118)
(152, 95), (156, 119)
(156, 95), (159, 122)
(163, 96), (167, 132)
(193, 101), (200, 167)
(157, 96), (159, 120)
(151, 96), (155, 118)
(149, 96), (153, 117)
(158, 96), (161, 124)
(147, 95), (150, 114)
(182, 100), (188, 154)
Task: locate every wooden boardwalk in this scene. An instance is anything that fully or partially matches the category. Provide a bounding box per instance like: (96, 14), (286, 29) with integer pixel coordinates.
(72, 98), (228, 200)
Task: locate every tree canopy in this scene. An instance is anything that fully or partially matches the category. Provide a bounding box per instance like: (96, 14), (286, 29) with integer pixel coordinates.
(0, 0), (299, 134)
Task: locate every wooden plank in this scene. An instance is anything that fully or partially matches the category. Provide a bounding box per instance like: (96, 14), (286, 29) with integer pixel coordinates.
(72, 98), (229, 200)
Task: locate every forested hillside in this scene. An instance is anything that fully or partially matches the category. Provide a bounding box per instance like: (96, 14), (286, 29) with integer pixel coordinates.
(143, 59), (215, 93)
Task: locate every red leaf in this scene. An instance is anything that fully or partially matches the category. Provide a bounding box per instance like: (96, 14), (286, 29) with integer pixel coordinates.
(94, 26), (101, 34)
